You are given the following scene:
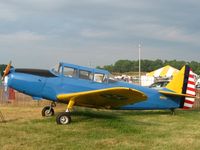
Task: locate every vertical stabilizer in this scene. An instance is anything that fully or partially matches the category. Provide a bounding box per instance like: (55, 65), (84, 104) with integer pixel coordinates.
(166, 65), (196, 109)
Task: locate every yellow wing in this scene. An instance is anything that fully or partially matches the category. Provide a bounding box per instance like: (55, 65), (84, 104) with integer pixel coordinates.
(57, 87), (147, 109)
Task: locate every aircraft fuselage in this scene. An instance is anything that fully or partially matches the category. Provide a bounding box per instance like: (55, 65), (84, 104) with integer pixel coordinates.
(7, 66), (180, 110)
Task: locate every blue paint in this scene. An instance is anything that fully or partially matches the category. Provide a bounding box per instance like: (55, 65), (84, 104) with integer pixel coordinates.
(7, 62), (182, 110)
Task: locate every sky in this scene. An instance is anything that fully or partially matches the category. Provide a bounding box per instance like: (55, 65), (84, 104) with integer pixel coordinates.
(0, 0), (200, 69)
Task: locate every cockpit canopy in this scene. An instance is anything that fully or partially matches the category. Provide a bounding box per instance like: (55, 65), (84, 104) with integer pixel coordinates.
(52, 62), (116, 83)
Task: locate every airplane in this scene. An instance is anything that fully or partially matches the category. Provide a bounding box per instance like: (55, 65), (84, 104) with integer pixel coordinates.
(1, 61), (196, 125)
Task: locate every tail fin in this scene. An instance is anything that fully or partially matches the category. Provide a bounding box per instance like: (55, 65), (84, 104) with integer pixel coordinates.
(166, 65), (196, 109)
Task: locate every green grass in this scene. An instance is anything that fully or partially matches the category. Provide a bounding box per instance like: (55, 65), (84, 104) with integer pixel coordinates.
(1, 106), (200, 150)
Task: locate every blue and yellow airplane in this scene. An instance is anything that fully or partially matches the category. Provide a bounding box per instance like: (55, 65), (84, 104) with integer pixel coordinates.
(2, 62), (196, 125)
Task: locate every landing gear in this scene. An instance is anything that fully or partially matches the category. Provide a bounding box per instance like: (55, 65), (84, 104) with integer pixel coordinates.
(42, 106), (54, 117)
(170, 108), (176, 115)
(56, 99), (75, 125)
(56, 112), (71, 125)
(42, 102), (56, 117)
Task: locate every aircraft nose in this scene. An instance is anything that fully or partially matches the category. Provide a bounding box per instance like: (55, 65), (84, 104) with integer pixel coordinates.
(2, 74), (12, 91)
(6, 74), (12, 87)
(6, 69), (16, 87)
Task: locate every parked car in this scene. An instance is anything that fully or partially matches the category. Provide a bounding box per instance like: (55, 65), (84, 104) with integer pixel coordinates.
(196, 84), (200, 89)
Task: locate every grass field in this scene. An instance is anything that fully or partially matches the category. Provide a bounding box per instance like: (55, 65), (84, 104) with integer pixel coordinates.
(1, 105), (200, 150)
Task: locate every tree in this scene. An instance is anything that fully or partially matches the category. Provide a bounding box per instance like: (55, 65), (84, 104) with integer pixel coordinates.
(99, 59), (200, 75)
(113, 60), (132, 73)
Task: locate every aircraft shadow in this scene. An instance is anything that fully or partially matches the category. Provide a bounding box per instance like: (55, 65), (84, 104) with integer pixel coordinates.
(120, 110), (173, 116)
(56, 109), (166, 126)
(71, 110), (119, 120)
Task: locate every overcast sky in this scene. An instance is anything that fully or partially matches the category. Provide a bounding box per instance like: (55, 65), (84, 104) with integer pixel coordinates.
(0, 0), (200, 68)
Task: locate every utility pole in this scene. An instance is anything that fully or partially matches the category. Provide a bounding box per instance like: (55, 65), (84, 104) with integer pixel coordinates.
(138, 43), (141, 85)
(89, 61), (92, 67)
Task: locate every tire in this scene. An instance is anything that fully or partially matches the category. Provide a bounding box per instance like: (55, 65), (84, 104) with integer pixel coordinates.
(41, 106), (55, 117)
(56, 112), (71, 125)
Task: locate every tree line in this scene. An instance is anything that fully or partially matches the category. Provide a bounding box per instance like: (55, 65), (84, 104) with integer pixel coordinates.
(0, 60), (200, 76)
(97, 59), (200, 75)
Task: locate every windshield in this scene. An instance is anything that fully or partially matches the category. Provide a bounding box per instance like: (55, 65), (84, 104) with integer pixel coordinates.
(51, 64), (61, 75)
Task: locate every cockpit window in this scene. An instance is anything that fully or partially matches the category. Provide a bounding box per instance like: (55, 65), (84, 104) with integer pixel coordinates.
(63, 67), (77, 77)
(79, 70), (93, 80)
(58, 64), (62, 74)
(94, 73), (107, 83)
(51, 64), (62, 75)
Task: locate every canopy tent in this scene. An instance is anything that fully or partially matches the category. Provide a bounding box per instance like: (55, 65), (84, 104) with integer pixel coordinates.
(146, 65), (179, 78)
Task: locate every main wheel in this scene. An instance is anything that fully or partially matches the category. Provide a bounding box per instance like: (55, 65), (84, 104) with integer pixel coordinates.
(56, 112), (71, 125)
(41, 106), (54, 117)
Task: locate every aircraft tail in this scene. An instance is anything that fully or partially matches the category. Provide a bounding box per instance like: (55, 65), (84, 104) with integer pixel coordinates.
(165, 65), (196, 109)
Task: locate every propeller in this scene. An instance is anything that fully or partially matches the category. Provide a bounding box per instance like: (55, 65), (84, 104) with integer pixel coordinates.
(0, 62), (10, 122)
(1, 61), (12, 102)
(1, 61), (11, 81)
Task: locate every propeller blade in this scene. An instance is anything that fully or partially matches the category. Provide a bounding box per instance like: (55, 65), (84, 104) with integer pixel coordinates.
(2, 61), (11, 81)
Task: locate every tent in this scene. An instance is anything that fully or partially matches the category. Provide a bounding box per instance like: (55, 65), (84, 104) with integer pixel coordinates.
(146, 65), (179, 78)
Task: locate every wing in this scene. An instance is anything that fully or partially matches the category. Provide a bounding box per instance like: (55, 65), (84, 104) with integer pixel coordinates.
(57, 87), (147, 109)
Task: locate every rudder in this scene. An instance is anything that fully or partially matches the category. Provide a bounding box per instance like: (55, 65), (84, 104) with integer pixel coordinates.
(166, 65), (196, 109)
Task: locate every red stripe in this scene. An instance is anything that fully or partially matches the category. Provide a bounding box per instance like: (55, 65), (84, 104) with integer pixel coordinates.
(188, 81), (195, 85)
(189, 74), (194, 78)
(184, 100), (194, 104)
(186, 87), (196, 92)
(183, 106), (190, 109)
(184, 69), (195, 109)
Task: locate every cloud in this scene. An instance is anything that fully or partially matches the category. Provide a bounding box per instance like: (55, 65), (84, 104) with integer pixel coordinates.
(122, 23), (200, 46)
(0, 31), (47, 44)
(80, 29), (114, 38)
(0, 0), (200, 68)
(0, 3), (17, 21)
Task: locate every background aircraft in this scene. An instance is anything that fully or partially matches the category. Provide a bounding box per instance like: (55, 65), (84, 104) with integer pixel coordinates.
(2, 62), (196, 125)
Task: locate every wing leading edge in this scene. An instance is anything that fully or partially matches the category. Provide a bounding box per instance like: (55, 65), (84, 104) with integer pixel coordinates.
(57, 87), (147, 109)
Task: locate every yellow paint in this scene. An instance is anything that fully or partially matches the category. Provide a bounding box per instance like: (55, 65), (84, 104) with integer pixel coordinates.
(67, 99), (75, 110)
(2, 61), (11, 80)
(159, 90), (196, 98)
(146, 65), (179, 77)
(159, 65), (169, 77)
(166, 66), (185, 94)
(160, 96), (167, 100)
(57, 87), (147, 109)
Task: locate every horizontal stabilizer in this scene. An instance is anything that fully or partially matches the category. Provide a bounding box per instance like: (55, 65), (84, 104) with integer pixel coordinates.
(159, 90), (196, 98)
